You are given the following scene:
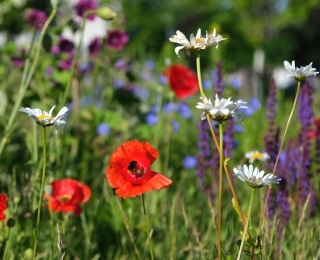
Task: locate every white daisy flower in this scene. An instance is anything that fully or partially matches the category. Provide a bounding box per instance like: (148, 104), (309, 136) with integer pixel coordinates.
(233, 164), (281, 189)
(284, 60), (319, 81)
(169, 28), (226, 57)
(245, 151), (270, 163)
(196, 94), (247, 122)
(19, 105), (69, 135)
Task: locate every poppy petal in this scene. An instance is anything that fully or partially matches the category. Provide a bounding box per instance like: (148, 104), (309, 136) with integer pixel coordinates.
(115, 172), (172, 199)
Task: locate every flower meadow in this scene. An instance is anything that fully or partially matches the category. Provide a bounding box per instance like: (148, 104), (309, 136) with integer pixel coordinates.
(0, 1), (320, 260)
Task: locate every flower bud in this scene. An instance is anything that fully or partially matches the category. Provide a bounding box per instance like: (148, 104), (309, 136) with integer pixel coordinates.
(95, 6), (117, 20)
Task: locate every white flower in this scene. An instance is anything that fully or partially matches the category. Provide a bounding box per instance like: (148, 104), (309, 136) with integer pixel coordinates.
(169, 28), (227, 57)
(233, 164), (281, 189)
(284, 60), (319, 81)
(245, 151), (270, 163)
(19, 105), (69, 135)
(196, 94), (247, 122)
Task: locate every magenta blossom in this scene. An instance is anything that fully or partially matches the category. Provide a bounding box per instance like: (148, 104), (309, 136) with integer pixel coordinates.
(106, 30), (129, 51)
(25, 9), (47, 30)
(59, 54), (73, 70)
(89, 37), (102, 57)
(75, 0), (98, 21)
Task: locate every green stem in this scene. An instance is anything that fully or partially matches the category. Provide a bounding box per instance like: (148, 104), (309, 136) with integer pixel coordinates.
(237, 188), (255, 260)
(217, 122), (223, 260)
(263, 81), (301, 218)
(141, 194), (154, 260)
(32, 127), (47, 260)
(62, 11), (93, 105)
(0, 6), (57, 156)
(196, 53), (205, 98)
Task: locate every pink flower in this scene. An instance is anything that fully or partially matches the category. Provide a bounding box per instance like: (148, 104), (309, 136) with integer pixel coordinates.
(106, 30), (129, 51)
(25, 9), (47, 30)
(74, 0), (98, 21)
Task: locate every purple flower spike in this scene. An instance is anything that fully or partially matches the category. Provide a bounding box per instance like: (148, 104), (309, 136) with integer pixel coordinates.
(106, 30), (129, 51)
(75, 0), (98, 21)
(25, 9), (47, 30)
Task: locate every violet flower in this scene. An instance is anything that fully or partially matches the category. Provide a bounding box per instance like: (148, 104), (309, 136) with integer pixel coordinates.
(25, 9), (47, 30)
(89, 37), (102, 57)
(74, 0), (98, 21)
(106, 30), (129, 51)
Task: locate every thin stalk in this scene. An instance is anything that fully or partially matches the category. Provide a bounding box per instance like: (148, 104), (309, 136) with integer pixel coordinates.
(217, 122), (223, 260)
(223, 162), (246, 228)
(32, 127), (47, 260)
(0, 6), (57, 156)
(263, 81), (301, 217)
(141, 194), (154, 260)
(62, 11), (94, 105)
(237, 188), (255, 260)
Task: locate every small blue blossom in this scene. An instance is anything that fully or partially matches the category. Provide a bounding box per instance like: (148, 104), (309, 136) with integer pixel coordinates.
(133, 86), (150, 100)
(202, 79), (212, 90)
(178, 103), (192, 119)
(158, 75), (168, 85)
(171, 120), (180, 133)
(183, 156), (197, 169)
(145, 113), (158, 126)
(163, 102), (177, 113)
(97, 123), (110, 136)
(233, 124), (244, 133)
(114, 78), (124, 88)
(150, 105), (160, 114)
(144, 60), (155, 70)
(250, 97), (261, 110)
(230, 75), (242, 89)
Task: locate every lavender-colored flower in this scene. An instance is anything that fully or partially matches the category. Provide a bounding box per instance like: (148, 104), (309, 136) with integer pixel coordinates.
(224, 120), (234, 157)
(183, 156), (197, 169)
(150, 105), (160, 114)
(297, 80), (315, 215)
(144, 60), (155, 70)
(171, 120), (180, 133)
(25, 9), (47, 30)
(229, 75), (242, 89)
(45, 66), (53, 78)
(97, 122), (110, 136)
(197, 121), (214, 191)
(214, 60), (224, 98)
(59, 54), (73, 70)
(58, 38), (75, 53)
(145, 113), (158, 126)
(114, 78), (124, 88)
(106, 30), (129, 51)
(178, 103), (192, 119)
(89, 37), (102, 57)
(233, 124), (244, 133)
(133, 86), (150, 100)
(74, 0), (98, 21)
(163, 102), (177, 113)
(11, 57), (24, 68)
(202, 79), (212, 90)
(158, 75), (168, 85)
(250, 97), (261, 110)
(114, 59), (131, 70)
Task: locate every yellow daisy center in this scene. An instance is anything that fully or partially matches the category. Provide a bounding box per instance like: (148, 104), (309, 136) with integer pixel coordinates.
(38, 115), (53, 121)
(195, 38), (202, 43)
(251, 152), (263, 159)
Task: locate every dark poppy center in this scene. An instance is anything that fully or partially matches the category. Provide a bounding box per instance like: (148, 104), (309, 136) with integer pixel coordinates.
(127, 161), (145, 178)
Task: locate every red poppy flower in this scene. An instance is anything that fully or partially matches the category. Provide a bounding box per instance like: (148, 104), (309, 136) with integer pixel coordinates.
(106, 140), (172, 199)
(0, 194), (8, 221)
(45, 178), (91, 216)
(164, 64), (199, 99)
(309, 118), (320, 139)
